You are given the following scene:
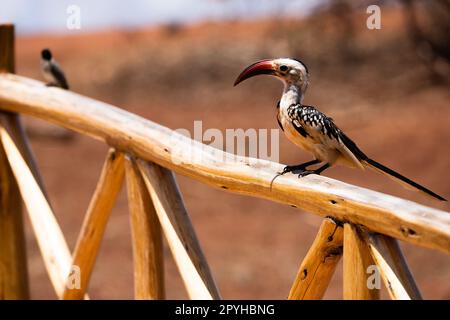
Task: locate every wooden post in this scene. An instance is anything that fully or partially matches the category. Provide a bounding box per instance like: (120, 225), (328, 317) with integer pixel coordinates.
(0, 24), (15, 74)
(125, 157), (164, 299)
(0, 127), (74, 298)
(343, 223), (380, 300)
(0, 139), (29, 299)
(63, 149), (125, 300)
(365, 234), (422, 300)
(0, 23), (29, 299)
(137, 160), (221, 300)
(289, 218), (343, 300)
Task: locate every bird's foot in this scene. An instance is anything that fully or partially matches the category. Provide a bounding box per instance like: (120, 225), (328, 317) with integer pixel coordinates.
(46, 82), (57, 87)
(280, 165), (307, 175)
(297, 163), (330, 178)
(297, 170), (316, 178)
(270, 165), (307, 191)
(271, 162), (324, 191)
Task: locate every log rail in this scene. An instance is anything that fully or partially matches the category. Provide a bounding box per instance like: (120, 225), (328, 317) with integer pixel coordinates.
(0, 23), (448, 300)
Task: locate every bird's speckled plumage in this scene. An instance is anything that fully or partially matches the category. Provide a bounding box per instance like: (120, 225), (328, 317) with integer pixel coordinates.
(278, 102), (365, 169)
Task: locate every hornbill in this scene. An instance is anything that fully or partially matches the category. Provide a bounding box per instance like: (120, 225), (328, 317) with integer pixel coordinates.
(234, 58), (445, 201)
(41, 48), (69, 89)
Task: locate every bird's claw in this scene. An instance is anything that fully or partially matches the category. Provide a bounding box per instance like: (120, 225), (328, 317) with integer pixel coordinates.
(271, 165), (307, 191)
(281, 165), (306, 175)
(271, 165), (320, 190)
(298, 170), (315, 178)
(280, 166), (293, 175)
(270, 165), (295, 191)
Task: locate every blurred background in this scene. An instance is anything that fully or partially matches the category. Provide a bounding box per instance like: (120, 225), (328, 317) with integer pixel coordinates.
(1, 0), (449, 299)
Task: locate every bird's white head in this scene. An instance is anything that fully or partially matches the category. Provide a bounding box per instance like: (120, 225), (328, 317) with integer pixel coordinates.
(234, 58), (309, 95)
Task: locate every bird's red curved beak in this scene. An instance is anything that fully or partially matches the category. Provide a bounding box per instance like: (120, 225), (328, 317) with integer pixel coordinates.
(234, 59), (276, 86)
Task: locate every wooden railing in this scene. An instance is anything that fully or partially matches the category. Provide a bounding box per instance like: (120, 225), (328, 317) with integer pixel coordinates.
(0, 24), (448, 300)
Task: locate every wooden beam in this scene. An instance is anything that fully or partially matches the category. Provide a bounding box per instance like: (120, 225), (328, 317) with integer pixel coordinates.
(125, 157), (164, 299)
(63, 149), (125, 300)
(0, 126), (73, 298)
(288, 218), (343, 300)
(0, 23), (29, 300)
(365, 234), (422, 300)
(343, 223), (380, 300)
(0, 74), (449, 255)
(137, 160), (220, 300)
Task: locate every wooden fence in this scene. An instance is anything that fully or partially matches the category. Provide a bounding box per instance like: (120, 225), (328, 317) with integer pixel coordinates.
(0, 24), (448, 300)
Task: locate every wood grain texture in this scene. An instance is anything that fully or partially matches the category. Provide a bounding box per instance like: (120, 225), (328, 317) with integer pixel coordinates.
(125, 157), (164, 299)
(137, 160), (220, 300)
(0, 74), (448, 255)
(343, 223), (380, 300)
(365, 234), (422, 300)
(63, 149), (125, 300)
(0, 127), (72, 298)
(288, 218), (343, 300)
(0, 142), (29, 299)
(0, 23), (29, 300)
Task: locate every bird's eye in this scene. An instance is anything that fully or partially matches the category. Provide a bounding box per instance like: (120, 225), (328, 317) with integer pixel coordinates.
(280, 65), (288, 72)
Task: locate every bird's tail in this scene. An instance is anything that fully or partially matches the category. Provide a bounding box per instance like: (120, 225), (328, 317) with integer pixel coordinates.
(363, 158), (446, 201)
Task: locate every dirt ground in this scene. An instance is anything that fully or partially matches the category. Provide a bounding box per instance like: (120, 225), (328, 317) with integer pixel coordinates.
(11, 9), (450, 299)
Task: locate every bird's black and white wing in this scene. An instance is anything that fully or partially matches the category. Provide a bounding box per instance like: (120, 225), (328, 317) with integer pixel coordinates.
(288, 105), (366, 169)
(50, 62), (69, 89)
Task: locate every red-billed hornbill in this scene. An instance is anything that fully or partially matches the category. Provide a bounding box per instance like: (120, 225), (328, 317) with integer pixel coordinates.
(41, 48), (69, 89)
(234, 58), (445, 201)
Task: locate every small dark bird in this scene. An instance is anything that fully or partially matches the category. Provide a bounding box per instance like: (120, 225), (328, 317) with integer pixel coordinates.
(41, 48), (69, 89)
(234, 58), (446, 201)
